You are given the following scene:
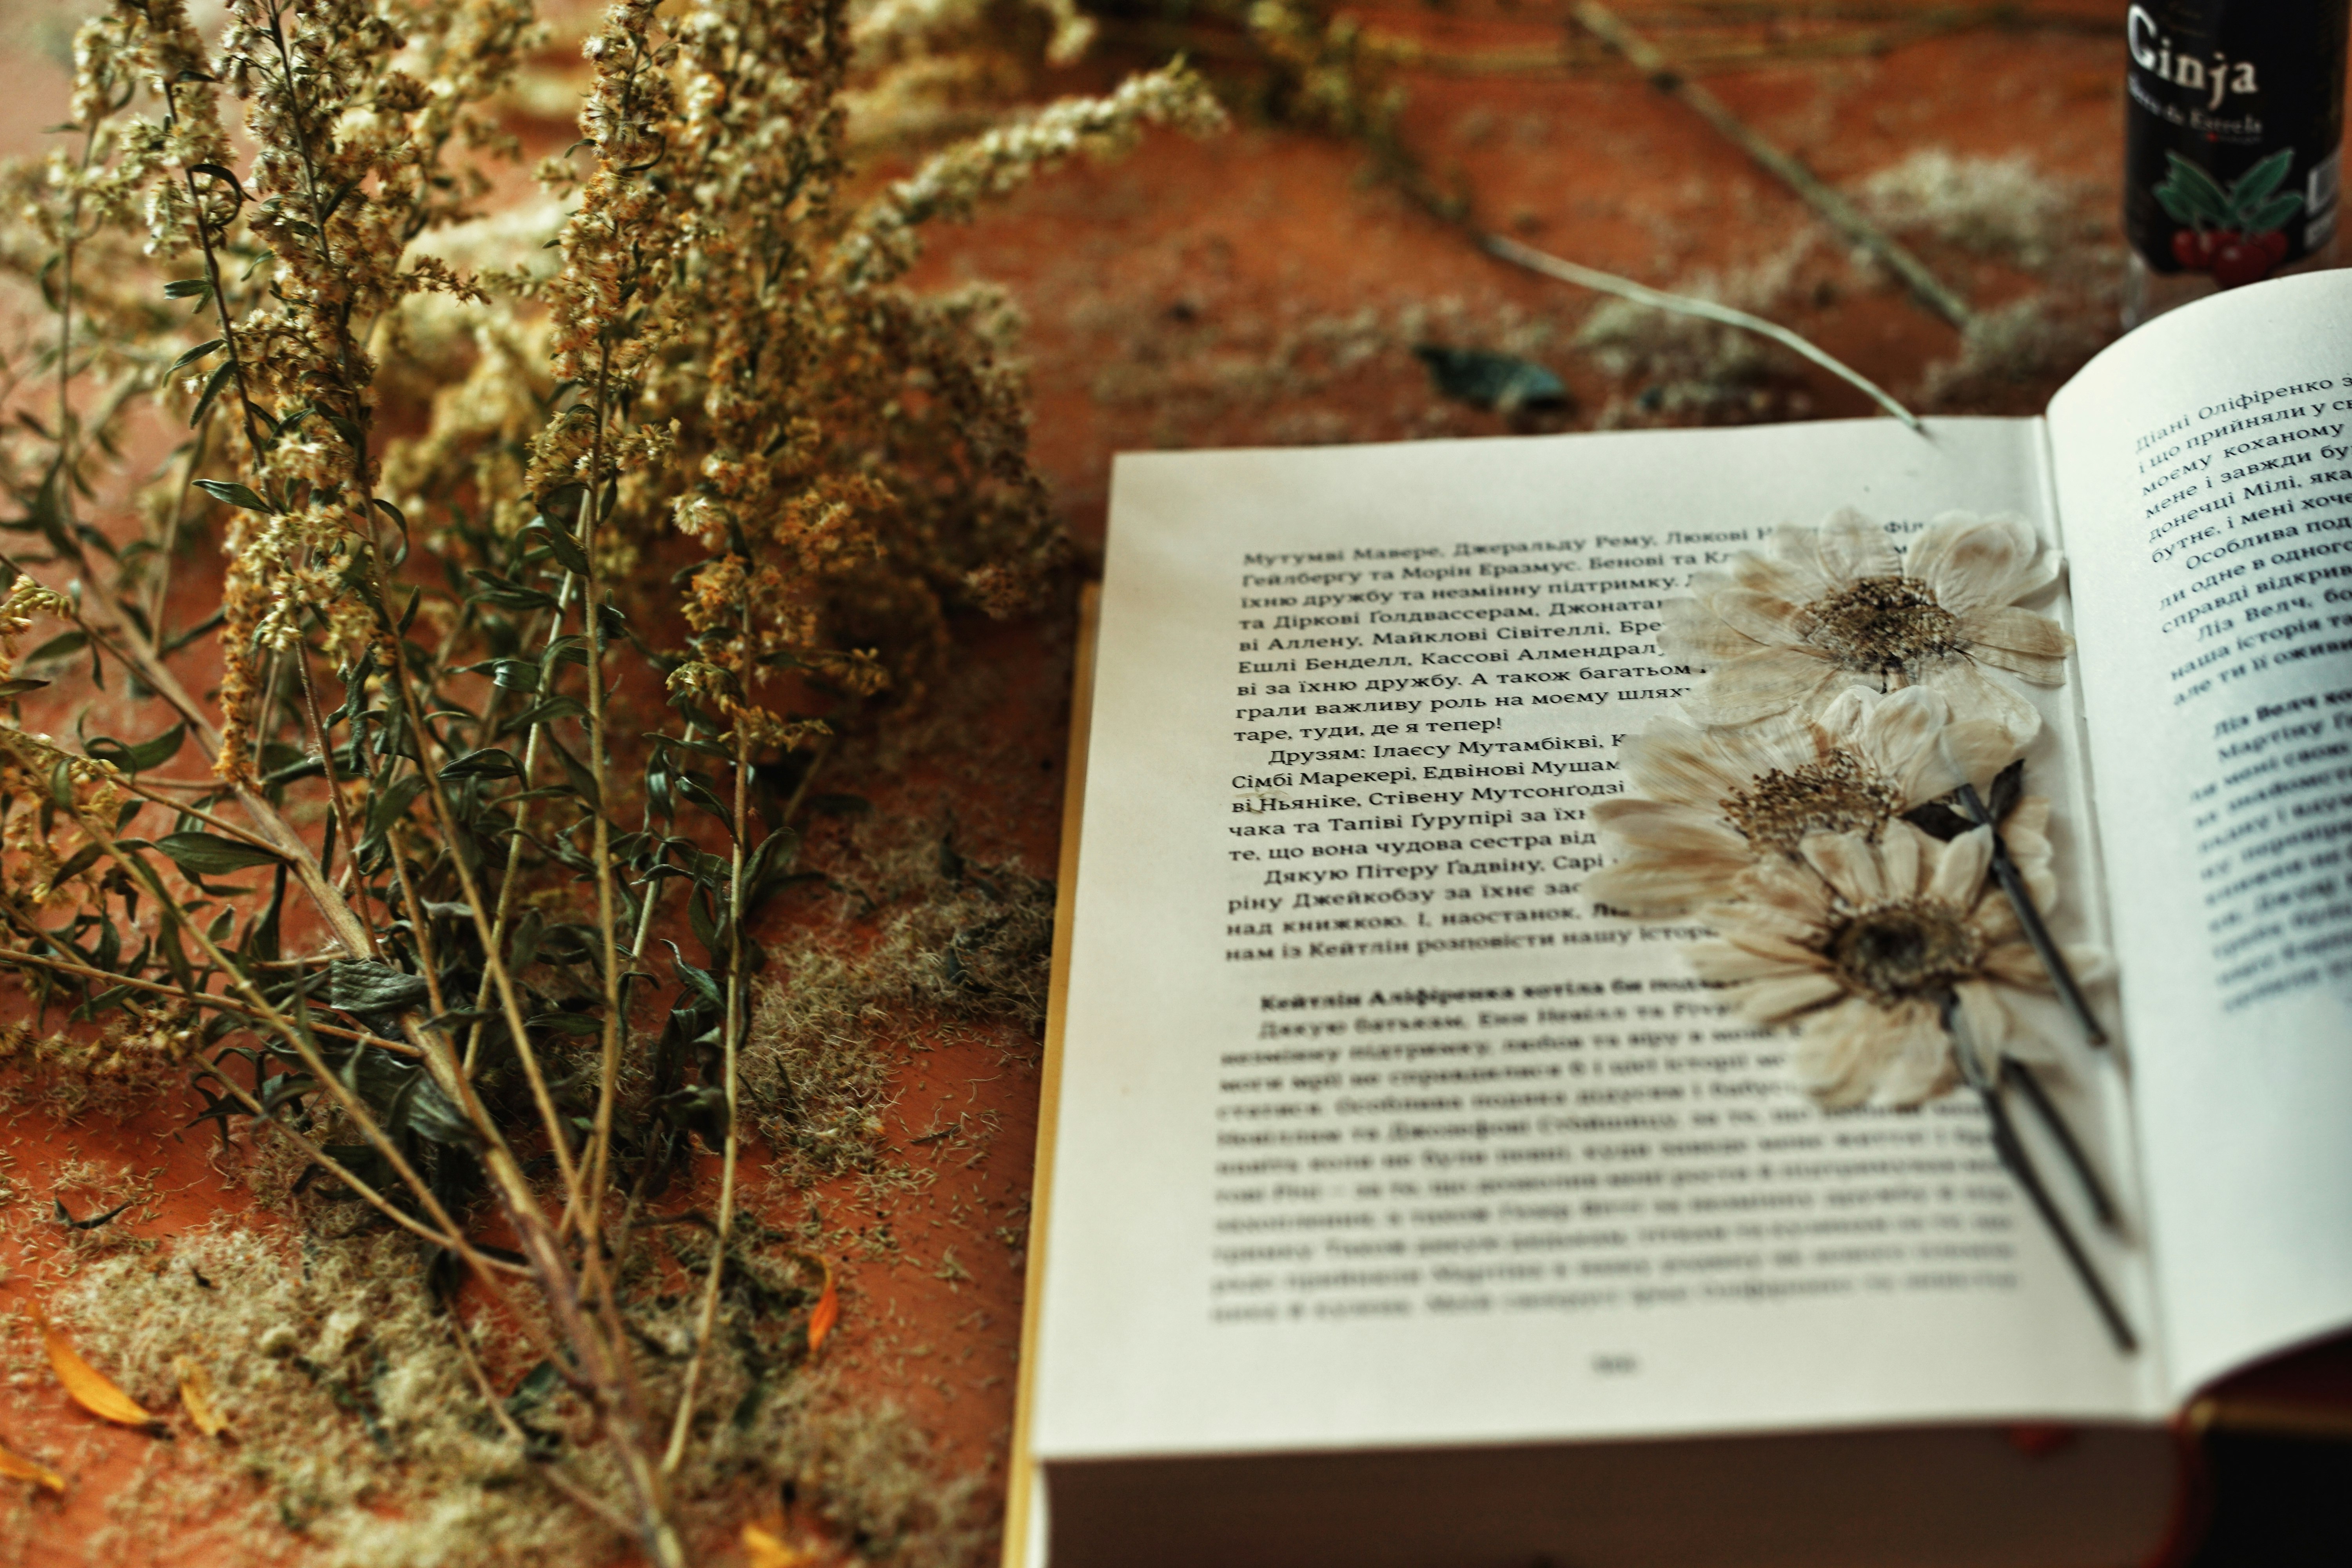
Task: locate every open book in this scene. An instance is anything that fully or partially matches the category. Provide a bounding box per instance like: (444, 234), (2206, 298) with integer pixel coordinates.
(1005, 270), (2352, 1568)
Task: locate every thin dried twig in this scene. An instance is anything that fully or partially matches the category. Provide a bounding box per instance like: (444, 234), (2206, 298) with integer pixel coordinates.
(1481, 233), (1925, 429)
(1569, 1), (1977, 332)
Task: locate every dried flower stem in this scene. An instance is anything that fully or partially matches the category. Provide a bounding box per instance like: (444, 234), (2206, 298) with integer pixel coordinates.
(50, 789), (539, 1308)
(0, 944), (419, 1055)
(661, 608), (752, 1476)
(462, 574), (577, 1076)
(577, 372), (627, 1243)
(2001, 1056), (2120, 1230)
(1945, 996), (2135, 1351)
(1953, 779), (2105, 1045)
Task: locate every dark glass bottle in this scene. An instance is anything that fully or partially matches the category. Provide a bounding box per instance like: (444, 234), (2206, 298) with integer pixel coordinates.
(2123, 1), (2350, 326)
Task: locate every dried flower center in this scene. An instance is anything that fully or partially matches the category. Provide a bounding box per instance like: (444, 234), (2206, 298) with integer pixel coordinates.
(1719, 752), (1903, 856)
(1802, 575), (1963, 675)
(1825, 898), (1984, 1005)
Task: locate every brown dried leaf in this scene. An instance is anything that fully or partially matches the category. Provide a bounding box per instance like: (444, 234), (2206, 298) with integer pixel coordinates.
(806, 1257), (839, 1356)
(174, 1355), (228, 1437)
(34, 1305), (156, 1426)
(0, 1439), (64, 1494)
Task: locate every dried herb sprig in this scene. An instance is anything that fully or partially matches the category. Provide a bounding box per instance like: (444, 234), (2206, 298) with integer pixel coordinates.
(0, 0), (1221, 1555)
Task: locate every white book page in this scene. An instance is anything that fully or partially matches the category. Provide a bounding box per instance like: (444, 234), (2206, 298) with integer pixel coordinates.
(1035, 417), (2159, 1463)
(2048, 270), (2352, 1401)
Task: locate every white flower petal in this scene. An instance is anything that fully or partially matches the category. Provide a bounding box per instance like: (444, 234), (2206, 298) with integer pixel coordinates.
(1618, 721), (1793, 806)
(1684, 647), (1841, 726)
(1759, 523), (1838, 600)
(1659, 594), (1758, 666)
(1724, 858), (1835, 925)
(1952, 978), (2014, 1061)
(1710, 588), (1811, 648)
(2062, 944), (2115, 985)
(1910, 511), (2055, 614)
(1929, 719), (2024, 797)
(1918, 659), (2042, 748)
(1872, 998), (1956, 1108)
(1877, 820), (1924, 896)
(1959, 606), (2073, 683)
(1793, 998), (1883, 1107)
(1984, 942), (2053, 990)
(1582, 846), (1748, 919)
(1802, 830), (1883, 905)
(1685, 939), (1802, 984)
(1849, 683), (1944, 766)
(1818, 506), (1900, 584)
(1929, 825), (1992, 905)
(1740, 971), (1846, 1023)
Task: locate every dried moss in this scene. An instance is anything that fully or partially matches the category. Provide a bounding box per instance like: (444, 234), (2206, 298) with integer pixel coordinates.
(1575, 236), (1822, 427)
(1917, 297), (2111, 412)
(1853, 149), (2085, 273)
(743, 809), (1053, 1183)
(43, 1219), (988, 1568)
(799, 1395), (989, 1568)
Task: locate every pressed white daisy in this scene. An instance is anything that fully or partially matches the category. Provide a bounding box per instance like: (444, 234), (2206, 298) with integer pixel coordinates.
(1584, 686), (2029, 918)
(1660, 508), (2071, 744)
(1682, 820), (2100, 1109)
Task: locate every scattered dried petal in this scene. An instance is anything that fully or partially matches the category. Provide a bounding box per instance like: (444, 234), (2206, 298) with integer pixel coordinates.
(806, 1258), (840, 1355)
(35, 1306), (156, 1426)
(742, 1521), (813, 1567)
(0, 1439), (64, 1494)
(174, 1355), (228, 1437)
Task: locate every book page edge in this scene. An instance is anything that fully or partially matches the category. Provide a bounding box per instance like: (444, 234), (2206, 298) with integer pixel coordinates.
(1000, 580), (1102, 1568)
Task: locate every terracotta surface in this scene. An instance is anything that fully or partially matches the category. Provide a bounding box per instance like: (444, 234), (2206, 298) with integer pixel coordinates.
(0, 2), (2337, 1564)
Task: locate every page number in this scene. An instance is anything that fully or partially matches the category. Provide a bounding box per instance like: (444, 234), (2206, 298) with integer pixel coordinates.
(1591, 1352), (1639, 1376)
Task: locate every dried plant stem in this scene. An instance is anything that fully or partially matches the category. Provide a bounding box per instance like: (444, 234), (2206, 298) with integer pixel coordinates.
(290, 641), (366, 897)
(578, 340), (627, 1238)
(203, 1062), (530, 1274)
(1944, 998), (2135, 1352)
(109, 775), (285, 857)
(660, 641), (752, 1477)
(0, 945), (419, 1055)
(2001, 1057), (2120, 1231)
(1953, 780), (2105, 1045)
(1480, 234), (1925, 428)
(1568, 1), (1976, 332)
(368, 632), (587, 1217)
(54, 116), (98, 538)
(462, 575), (577, 1074)
(446, 1320), (639, 1538)
(51, 796), (541, 1307)
(253, 49), (603, 1240)
(64, 584), (377, 960)
(142, 418), (206, 641)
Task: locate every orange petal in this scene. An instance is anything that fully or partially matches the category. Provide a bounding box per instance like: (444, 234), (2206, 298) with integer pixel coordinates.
(34, 1305), (156, 1426)
(174, 1356), (229, 1438)
(742, 1521), (813, 1567)
(0, 1438), (64, 1494)
(806, 1258), (840, 1356)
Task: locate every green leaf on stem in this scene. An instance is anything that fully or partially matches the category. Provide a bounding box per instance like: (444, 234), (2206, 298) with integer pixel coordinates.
(154, 831), (284, 875)
(169, 339), (225, 374)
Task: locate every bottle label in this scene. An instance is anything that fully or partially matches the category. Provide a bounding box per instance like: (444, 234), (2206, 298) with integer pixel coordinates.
(2124, 1), (2350, 286)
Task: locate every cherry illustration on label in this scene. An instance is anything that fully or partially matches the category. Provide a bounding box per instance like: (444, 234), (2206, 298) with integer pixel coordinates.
(2153, 148), (2305, 289)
